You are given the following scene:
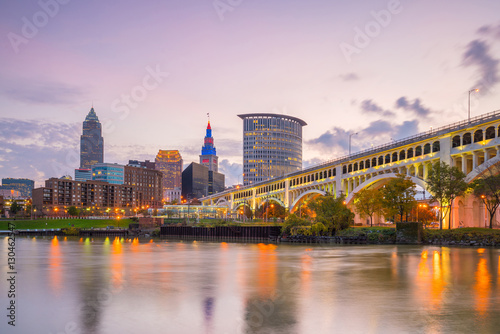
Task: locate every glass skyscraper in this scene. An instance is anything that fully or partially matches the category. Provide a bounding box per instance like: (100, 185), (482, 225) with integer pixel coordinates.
(0, 178), (34, 197)
(80, 107), (104, 169)
(238, 113), (307, 185)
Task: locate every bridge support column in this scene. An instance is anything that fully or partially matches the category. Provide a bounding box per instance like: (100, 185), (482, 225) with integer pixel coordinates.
(473, 151), (479, 169)
(484, 149), (492, 162)
(460, 154), (468, 174)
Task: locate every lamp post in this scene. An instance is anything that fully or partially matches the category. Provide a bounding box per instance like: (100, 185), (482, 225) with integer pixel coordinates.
(468, 88), (479, 124)
(349, 132), (358, 156)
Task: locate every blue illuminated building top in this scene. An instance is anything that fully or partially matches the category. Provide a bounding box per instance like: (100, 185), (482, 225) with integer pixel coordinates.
(201, 121), (217, 156)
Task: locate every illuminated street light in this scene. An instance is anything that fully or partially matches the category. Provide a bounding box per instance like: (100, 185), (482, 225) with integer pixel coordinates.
(468, 88), (479, 124)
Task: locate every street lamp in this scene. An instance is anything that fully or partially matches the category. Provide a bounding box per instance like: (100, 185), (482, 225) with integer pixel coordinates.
(349, 132), (358, 156)
(468, 88), (479, 124)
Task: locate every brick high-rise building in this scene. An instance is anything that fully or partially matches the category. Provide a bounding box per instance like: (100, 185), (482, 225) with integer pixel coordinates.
(155, 150), (182, 200)
(32, 171), (163, 214)
(80, 107), (104, 169)
(124, 165), (163, 207)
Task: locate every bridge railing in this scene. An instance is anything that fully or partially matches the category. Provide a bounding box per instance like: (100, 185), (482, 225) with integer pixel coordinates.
(202, 109), (500, 200)
(300, 109), (500, 174)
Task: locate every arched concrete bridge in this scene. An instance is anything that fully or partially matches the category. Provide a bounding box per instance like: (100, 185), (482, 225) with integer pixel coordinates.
(202, 110), (500, 228)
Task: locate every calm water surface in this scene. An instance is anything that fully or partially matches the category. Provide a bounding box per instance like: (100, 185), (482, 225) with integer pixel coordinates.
(1, 236), (500, 334)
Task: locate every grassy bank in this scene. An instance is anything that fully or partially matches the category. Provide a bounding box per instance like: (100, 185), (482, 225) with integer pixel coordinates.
(0, 218), (133, 230)
(336, 227), (396, 243)
(423, 227), (500, 245)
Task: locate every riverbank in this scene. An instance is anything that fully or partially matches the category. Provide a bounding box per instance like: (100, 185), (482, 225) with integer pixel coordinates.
(335, 226), (500, 246)
(0, 218), (133, 230)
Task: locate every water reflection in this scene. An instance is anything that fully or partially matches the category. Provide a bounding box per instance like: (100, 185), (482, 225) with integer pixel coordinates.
(49, 236), (62, 295)
(3, 239), (500, 333)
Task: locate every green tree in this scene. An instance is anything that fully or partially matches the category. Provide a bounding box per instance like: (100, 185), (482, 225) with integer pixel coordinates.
(281, 213), (310, 235)
(243, 205), (254, 219)
(309, 195), (354, 234)
(381, 174), (417, 223)
(426, 161), (468, 229)
(9, 200), (21, 215)
(67, 206), (80, 216)
(353, 188), (384, 226)
(471, 165), (500, 229)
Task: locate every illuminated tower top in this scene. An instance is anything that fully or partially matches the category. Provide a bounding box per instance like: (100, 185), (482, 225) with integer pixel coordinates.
(200, 115), (218, 172)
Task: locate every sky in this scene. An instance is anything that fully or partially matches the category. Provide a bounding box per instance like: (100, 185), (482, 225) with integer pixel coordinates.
(1, 0), (500, 187)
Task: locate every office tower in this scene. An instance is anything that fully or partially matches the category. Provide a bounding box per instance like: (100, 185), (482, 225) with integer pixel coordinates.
(182, 162), (225, 200)
(74, 168), (92, 181)
(0, 178), (35, 197)
(199, 119), (218, 172)
(91, 163), (125, 184)
(155, 150), (182, 200)
(238, 113), (307, 185)
(124, 165), (163, 208)
(80, 107), (104, 169)
(128, 160), (156, 169)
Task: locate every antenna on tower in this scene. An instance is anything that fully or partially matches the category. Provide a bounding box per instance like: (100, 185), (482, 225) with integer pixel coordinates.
(207, 113), (210, 121)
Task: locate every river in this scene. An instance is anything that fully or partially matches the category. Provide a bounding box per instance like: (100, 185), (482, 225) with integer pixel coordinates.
(1, 236), (499, 333)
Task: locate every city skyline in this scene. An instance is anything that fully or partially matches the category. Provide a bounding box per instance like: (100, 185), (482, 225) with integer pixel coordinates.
(1, 0), (500, 187)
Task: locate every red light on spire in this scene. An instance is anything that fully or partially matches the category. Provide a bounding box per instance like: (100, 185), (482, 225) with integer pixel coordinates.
(207, 120), (211, 130)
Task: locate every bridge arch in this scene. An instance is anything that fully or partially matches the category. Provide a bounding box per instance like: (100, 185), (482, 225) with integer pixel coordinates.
(465, 156), (500, 183)
(234, 202), (252, 211)
(345, 173), (429, 205)
(257, 197), (285, 209)
(215, 197), (230, 207)
(290, 189), (327, 212)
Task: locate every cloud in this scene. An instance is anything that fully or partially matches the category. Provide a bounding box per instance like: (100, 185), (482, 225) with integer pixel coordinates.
(462, 39), (499, 93)
(305, 127), (350, 155)
(306, 118), (421, 159)
(1, 81), (87, 105)
(218, 159), (242, 186)
(394, 120), (419, 139)
(477, 23), (500, 40)
(395, 97), (432, 118)
(0, 118), (82, 185)
(339, 73), (360, 81)
(360, 99), (395, 117)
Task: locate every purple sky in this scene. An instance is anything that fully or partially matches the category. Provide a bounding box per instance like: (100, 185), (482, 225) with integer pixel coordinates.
(1, 0), (500, 187)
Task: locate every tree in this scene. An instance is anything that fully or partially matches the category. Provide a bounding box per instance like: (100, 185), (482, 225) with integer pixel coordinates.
(471, 164), (500, 229)
(381, 174), (417, 223)
(10, 200), (21, 215)
(243, 205), (254, 219)
(426, 161), (468, 229)
(68, 206), (80, 216)
(353, 188), (384, 226)
(281, 213), (310, 235)
(308, 195), (354, 234)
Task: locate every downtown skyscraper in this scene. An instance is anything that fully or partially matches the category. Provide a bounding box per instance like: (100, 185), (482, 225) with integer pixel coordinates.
(80, 107), (104, 169)
(238, 113), (306, 185)
(199, 119), (218, 172)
